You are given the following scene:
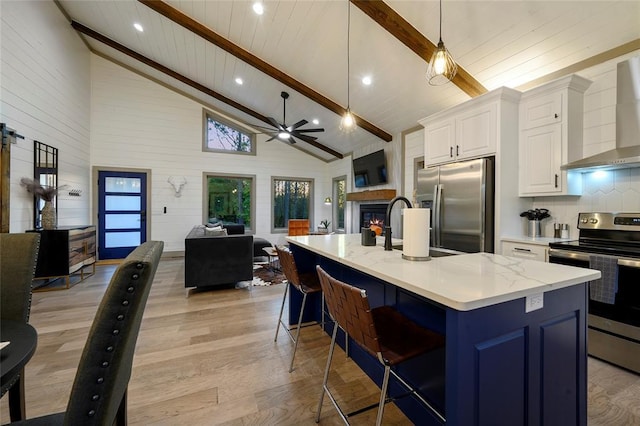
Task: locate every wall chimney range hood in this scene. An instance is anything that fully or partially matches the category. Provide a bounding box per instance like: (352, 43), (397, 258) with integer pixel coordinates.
(562, 56), (640, 171)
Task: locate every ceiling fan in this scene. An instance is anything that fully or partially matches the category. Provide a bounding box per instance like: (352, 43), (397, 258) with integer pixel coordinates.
(257, 91), (324, 145)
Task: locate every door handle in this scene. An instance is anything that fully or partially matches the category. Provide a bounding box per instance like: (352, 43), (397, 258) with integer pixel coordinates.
(555, 174), (558, 188)
(450, 146), (453, 158)
(141, 210), (147, 222)
(456, 145), (459, 156)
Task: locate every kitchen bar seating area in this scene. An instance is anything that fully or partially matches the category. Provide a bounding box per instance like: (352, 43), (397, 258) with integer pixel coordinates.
(2, 256), (638, 425)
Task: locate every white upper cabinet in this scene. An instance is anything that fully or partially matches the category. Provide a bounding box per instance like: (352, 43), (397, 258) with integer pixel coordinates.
(420, 89), (508, 166)
(518, 75), (592, 197)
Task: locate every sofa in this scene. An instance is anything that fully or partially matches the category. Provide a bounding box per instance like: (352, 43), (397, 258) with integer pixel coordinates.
(184, 225), (253, 290)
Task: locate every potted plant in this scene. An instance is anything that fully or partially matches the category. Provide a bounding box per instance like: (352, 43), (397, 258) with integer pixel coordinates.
(318, 219), (331, 234)
(20, 177), (65, 229)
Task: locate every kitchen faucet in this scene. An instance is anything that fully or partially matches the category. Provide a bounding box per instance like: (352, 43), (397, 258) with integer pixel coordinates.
(384, 196), (413, 251)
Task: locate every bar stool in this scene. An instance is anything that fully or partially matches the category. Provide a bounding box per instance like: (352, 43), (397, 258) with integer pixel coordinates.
(315, 265), (446, 425)
(274, 245), (324, 372)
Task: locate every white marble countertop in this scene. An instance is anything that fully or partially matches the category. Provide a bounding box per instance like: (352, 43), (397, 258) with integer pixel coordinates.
(501, 235), (575, 246)
(287, 234), (600, 311)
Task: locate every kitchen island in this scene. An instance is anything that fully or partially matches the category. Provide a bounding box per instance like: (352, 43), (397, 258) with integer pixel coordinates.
(286, 233), (601, 425)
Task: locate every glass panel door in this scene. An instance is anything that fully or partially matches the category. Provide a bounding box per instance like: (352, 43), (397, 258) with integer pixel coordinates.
(98, 171), (147, 259)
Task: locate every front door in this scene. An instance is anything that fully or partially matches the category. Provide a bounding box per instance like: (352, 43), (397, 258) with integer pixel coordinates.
(98, 171), (147, 260)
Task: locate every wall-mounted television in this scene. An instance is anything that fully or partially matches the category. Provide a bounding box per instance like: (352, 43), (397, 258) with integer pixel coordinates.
(353, 149), (388, 188)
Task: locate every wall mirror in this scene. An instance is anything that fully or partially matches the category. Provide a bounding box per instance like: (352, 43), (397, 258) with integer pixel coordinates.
(33, 141), (58, 229)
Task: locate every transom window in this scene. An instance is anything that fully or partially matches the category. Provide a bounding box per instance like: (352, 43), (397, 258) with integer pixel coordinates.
(203, 110), (255, 154)
(205, 173), (255, 231)
(272, 177), (313, 231)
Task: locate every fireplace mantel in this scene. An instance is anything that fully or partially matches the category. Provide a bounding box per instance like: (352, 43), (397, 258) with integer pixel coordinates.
(346, 189), (396, 202)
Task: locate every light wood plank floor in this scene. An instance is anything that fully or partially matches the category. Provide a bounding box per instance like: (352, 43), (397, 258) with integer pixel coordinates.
(2, 259), (639, 425)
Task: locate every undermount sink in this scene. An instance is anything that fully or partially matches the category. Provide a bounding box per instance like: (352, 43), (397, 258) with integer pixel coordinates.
(391, 245), (461, 258)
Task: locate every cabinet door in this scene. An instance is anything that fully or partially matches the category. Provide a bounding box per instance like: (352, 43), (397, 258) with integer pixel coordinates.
(519, 124), (562, 195)
(425, 118), (455, 165)
(456, 102), (497, 159)
(520, 91), (562, 129)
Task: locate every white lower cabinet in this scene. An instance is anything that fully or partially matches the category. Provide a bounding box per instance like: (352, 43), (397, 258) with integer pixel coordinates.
(502, 241), (548, 262)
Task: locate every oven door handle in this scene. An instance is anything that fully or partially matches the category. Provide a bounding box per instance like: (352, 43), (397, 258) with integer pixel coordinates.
(548, 248), (591, 262)
(618, 258), (640, 269)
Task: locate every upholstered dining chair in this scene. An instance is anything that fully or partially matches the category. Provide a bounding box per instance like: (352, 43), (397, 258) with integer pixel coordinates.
(0, 232), (41, 422)
(274, 245), (323, 372)
(315, 266), (446, 426)
(9, 240), (164, 426)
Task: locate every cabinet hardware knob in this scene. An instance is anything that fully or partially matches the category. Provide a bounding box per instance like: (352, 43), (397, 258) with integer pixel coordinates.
(554, 113), (558, 119)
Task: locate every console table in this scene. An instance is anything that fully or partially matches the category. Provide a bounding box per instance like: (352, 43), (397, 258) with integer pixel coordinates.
(28, 225), (96, 290)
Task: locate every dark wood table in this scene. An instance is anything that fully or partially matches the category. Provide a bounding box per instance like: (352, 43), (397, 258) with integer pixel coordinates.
(1, 320), (38, 422)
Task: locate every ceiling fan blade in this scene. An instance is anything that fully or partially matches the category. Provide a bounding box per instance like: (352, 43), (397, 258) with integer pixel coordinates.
(267, 117), (283, 131)
(297, 127), (324, 133)
(265, 135), (278, 142)
(293, 133), (319, 143)
(289, 119), (308, 131)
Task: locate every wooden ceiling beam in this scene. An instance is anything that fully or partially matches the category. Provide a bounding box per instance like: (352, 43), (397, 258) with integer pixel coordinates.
(138, 0), (392, 143)
(351, 0), (487, 98)
(70, 21), (343, 159)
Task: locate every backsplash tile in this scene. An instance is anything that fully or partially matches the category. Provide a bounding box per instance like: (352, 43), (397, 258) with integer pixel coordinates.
(532, 168), (640, 238)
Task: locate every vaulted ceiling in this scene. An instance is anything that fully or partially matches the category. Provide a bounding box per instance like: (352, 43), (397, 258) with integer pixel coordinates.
(58, 0), (640, 161)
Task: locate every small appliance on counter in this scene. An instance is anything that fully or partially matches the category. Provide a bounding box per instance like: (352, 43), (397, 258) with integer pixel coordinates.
(361, 227), (376, 246)
(520, 208), (550, 237)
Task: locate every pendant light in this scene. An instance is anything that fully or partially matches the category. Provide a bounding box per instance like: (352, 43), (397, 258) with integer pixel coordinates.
(340, 0), (356, 132)
(426, 0), (457, 85)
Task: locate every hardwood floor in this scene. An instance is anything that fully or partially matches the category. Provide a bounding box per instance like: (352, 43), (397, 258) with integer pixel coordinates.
(2, 258), (639, 425)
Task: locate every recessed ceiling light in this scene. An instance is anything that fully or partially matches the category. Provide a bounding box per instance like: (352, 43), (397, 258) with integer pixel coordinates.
(133, 22), (144, 32)
(253, 2), (264, 15)
(362, 76), (372, 85)
(312, 119), (320, 125)
(235, 77), (243, 85)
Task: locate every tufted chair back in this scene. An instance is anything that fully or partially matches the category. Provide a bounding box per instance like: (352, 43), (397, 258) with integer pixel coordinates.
(0, 233), (41, 323)
(61, 240), (163, 426)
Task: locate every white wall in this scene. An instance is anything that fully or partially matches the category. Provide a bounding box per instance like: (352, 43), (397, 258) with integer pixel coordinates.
(1, 1), (91, 232)
(531, 52), (640, 238)
(90, 55), (331, 253)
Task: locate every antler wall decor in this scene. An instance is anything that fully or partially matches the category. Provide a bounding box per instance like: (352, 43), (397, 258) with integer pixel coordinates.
(168, 176), (187, 197)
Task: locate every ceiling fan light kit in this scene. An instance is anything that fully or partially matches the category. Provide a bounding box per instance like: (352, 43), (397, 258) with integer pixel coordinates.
(426, 0), (458, 85)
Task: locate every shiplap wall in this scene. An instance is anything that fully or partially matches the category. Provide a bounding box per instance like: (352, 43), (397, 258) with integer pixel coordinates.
(1, 1), (91, 232)
(90, 55), (333, 253)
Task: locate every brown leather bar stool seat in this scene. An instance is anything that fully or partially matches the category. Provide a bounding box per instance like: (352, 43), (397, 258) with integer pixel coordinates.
(315, 265), (445, 425)
(274, 245), (324, 372)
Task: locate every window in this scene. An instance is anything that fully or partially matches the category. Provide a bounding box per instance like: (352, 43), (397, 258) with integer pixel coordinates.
(272, 177), (313, 231)
(203, 110), (255, 154)
(332, 176), (346, 231)
(205, 173), (255, 231)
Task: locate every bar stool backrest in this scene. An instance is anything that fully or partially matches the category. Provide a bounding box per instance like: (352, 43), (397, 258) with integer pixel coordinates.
(275, 246), (301, 288)
(0, 233), (41, 323)
(316, 266), (381, 359)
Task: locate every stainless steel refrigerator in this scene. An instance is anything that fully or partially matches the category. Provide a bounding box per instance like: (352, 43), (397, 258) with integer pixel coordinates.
(416, 157), (495, 253)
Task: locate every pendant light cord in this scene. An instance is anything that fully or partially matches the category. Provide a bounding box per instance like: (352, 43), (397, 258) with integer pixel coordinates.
(439, 0), (442, 41)
(347, 0), (351, 109)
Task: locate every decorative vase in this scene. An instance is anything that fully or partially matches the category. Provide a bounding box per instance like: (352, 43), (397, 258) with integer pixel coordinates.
(41, 200), (56, 230)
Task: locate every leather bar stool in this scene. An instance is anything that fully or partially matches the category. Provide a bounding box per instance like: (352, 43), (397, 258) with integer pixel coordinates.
(274, 246), (324, 372)
(315, 265), (446, 425)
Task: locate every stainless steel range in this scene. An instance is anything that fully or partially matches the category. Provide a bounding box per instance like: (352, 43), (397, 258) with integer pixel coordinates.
(549, 212), (640, 373)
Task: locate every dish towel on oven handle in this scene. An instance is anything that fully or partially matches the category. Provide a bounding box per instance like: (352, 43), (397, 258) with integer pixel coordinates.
(588, 254), (618, 304)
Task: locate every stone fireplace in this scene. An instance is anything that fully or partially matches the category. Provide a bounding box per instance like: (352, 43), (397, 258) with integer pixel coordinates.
(359, 203), (388, 231)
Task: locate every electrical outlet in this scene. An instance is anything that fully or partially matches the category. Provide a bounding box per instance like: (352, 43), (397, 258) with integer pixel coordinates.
(525, 293), (544, 313)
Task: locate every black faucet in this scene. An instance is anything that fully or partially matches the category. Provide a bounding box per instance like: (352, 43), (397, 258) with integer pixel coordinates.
(384, 196), (413, 251)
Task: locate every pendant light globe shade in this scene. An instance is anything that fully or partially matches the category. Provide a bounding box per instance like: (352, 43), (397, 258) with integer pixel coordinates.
(340, 108), (356, 132)
(426, 39), (457, 85)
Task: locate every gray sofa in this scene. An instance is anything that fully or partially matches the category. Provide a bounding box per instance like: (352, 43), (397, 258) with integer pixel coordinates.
(184, 225), (253, 290)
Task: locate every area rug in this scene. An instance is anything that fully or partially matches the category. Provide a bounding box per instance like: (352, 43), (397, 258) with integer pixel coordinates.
(252, 263), (287, 286)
